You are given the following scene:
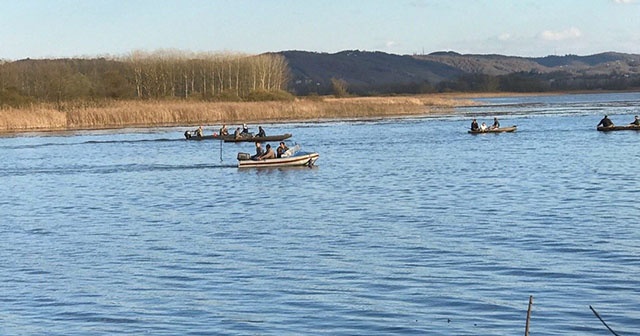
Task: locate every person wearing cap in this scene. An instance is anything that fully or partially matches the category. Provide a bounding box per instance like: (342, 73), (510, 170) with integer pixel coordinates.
(630, 115), (640, 126)
(241, 123), (250, 135)
(597, 115), (614, 127)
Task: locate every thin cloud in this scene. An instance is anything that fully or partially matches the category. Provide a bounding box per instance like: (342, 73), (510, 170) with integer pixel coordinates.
(540, 27), (582, 41)
(498, 33), (512, 41)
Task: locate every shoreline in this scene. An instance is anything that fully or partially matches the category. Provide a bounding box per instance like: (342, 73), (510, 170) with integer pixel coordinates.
(0, 91), (633, 135)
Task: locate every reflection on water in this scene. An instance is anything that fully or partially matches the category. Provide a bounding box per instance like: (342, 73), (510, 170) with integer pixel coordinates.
(1, 92), (640, 335)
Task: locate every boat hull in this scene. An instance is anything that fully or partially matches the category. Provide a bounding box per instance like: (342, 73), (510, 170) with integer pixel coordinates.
(185, 133), (292, 142)
(597, 125), (640, 132)
(224, 133), (292, 142)
(238, 152), (319, 168)
(468, 126), (517, 134)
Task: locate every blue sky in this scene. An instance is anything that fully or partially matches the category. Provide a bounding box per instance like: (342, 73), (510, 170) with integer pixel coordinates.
(1, 0), (639, 60)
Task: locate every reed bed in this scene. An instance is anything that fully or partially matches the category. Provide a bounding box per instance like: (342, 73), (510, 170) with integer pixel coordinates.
(0, 94), (477, 133)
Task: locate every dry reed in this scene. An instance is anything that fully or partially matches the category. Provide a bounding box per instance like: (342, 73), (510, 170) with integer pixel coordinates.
(0, 94), (478, 133)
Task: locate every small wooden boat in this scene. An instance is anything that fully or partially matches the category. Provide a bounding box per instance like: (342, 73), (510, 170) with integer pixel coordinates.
(468, 125), (517, 134)
(237, 145), (319, 168)
(597, 125), (640, 132)
(184, 132), (292, 142)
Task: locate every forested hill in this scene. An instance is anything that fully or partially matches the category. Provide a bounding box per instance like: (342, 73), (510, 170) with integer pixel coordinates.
(279, 50), (640, 95)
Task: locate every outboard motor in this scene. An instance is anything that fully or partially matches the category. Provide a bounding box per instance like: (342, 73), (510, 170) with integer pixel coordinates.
(237, 152), (251, 161)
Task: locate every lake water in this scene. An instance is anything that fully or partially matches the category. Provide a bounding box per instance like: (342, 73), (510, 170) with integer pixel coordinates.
(2, 92), (639, 335)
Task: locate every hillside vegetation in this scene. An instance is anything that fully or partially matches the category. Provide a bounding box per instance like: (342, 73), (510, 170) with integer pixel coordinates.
(282, 50), (640, 95)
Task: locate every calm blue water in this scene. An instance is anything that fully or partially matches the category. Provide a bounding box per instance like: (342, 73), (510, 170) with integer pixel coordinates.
(2, 92), (640, 335)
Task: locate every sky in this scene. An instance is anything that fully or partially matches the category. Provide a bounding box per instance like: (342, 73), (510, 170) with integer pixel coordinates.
(1, 0), (639, 60)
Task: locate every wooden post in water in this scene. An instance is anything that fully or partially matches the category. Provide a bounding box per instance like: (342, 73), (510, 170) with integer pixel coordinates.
(525, 295), (533, 336)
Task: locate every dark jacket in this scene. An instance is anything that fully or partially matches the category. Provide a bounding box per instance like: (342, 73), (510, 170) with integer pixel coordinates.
(598, 117), (613, 127)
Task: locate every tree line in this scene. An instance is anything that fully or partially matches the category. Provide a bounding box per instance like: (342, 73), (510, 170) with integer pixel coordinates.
(0, 51), (291, 107)
(434, 71), (640, 93)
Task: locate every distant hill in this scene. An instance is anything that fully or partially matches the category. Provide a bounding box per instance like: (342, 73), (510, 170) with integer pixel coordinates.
(278, 50), (640, 95)
(279, 50), (464, 95)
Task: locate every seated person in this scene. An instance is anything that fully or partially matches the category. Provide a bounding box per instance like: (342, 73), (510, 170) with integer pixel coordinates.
(241, 123), (250, 135)
(184, 130), (192, 139)
(597, 115), (614, 127)
(251, 142), (264, 160)
(630, 115), (640, 126)
(234, 127), (242, 139)
(480, 122), (488, 131)
(257, 126), (266, 137)
(276, 142), (289, 158)
(470, 119), (479, 131)
(219, 124), (228, 136)
(490, 117), (500, 129)
(195, 126), (203, 138)
(259, 144), (276, 160)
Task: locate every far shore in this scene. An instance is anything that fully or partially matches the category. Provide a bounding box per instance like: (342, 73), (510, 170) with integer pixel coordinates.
(0, 91), (617, 135)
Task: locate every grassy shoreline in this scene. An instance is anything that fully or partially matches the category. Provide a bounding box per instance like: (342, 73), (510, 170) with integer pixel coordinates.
(0, 92), (572, 134)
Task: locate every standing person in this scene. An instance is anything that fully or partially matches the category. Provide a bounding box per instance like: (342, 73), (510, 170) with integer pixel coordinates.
(195, 126), (204, 138)
(597, 115), (614, 127)
(470, 119), (479, 131)
(251, 142), (264, 160)
(219, 124), (228, 136)
(490, 117), (500, 129)
(259, 144), (276, 160)
(630, 115), (640, 126)
(257, 126), (266, 137)
(276, 142), (289, 158)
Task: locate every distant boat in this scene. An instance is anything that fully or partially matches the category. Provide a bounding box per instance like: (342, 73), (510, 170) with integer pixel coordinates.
(597, 125), (640, 132)
(237, 145), (319, 168)
(468, 125), (517, 134)
(184, 132), (292, 142)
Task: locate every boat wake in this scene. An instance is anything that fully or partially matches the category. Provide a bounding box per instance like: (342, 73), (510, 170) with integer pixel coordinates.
(1, 162), (237, 177)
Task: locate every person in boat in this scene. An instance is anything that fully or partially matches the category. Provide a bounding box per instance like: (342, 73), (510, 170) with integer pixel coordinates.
(251, 142), (264, 160)
(219, 124), (229, 136)
(276, 141), (289, 158)
(597, 115), (614, 127)
(184, 130), (192, 139)
(256, 126), (266, 137)
(241, 123), (250, 135)
(195, 126), (204, 138)
(259, 144), (276, 160)
(470, 119), (479, 131)
(234, 127), (242, 139)
(480, 122), (488, 132)
(630, 115), (640, 126)
(490, 117), (500, 129)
